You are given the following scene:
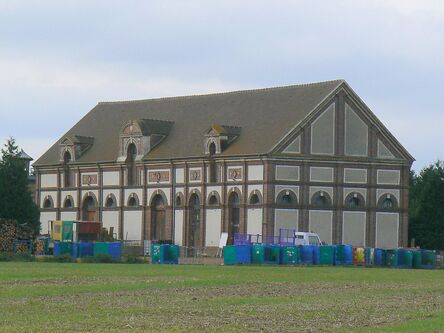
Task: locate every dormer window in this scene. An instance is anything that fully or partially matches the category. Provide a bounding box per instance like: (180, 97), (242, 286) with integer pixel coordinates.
(117, 119), (173, 162)
(59, 135), (94, 163)
(204, 123), (241, 155)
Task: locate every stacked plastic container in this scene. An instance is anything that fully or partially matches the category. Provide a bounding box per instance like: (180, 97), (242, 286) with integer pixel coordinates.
(222, 244), (436, 269)
(152, 244), (180, 264)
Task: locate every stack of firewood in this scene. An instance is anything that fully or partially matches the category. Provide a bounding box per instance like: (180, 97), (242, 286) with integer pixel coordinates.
(0, 219), (17, 252)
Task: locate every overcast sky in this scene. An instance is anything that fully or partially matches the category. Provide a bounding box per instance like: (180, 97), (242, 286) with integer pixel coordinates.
(1, 0), (443, 171)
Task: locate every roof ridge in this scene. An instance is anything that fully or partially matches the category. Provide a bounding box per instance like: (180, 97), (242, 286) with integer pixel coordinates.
(97, 79), (345, 105)
(140, 118), (174, 123)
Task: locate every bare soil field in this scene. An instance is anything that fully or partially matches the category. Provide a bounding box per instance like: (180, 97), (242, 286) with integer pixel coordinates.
(0, 262), (443, 332)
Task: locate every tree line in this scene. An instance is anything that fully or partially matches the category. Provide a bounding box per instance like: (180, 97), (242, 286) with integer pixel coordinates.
(0, 138), (40, 237)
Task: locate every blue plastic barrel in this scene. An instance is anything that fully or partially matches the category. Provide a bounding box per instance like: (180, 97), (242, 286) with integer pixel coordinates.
(374, 248), (386, 266)
(108, 242), (122, 261)
(335, 245), (353, 265)
(300, 245), (314, 264)
(79, 242), (94, 257)
(53, 241), (60, 256)
(71, 242), (79, 258)
(312, 246), (320, 265)
(235, 245), (252, 264)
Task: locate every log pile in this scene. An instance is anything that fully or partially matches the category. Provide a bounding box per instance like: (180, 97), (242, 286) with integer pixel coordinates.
(0, 219), (17, 252)
(0, 219), (35, 252)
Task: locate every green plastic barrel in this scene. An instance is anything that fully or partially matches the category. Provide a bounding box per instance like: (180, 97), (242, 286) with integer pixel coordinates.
(223, 245), (236, 265)
(385, 249), (398, 267)
(166, 245), (179, 262)
(280, 246), (300, 265)
(399, 250), (413, 268)
(421, 250), (436, 269)
(59, 242), (72, 255)
(151, 244), (162, 264)
(364, 248), (374, 266)
(320, 246), (335, 265)
(94, 242), (109, 256)
(411, 251), (421, 268)
(252, 244), (265, 264)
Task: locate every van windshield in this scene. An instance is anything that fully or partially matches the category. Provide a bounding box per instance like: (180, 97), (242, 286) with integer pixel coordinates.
(308, 235), (320, 246)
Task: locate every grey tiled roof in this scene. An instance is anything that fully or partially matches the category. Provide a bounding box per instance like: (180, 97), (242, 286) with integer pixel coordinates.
(34, 80), (344, 166)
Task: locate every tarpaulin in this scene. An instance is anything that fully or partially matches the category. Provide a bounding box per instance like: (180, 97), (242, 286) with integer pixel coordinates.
(62, 221), (74, 241)
(78, 222), (101, 234)
(52, 221), (63, 241)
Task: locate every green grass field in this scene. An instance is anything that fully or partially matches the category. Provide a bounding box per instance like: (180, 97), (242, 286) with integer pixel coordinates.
(0, 262), (443, 332)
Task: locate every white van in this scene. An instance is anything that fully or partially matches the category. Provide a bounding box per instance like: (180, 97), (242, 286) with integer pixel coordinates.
(293, 232), (323, 246)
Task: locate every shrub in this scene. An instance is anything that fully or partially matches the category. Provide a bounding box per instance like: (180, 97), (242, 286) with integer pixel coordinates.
(81, 254), (113, 263)
(41, 254), (75, 263)
(122, 255), (145, 264)
(0, 252), (34, 262)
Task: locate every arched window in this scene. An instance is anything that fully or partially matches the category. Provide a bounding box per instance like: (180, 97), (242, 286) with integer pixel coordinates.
(208, 193), (219, 206)
(43, 196), (53, 209)
(151, 194), (166, 241)
(187, 193), (201, 249)
(345, 193), (365, 209)
(208, 142), (218, 183)
(63, 196), (74, 208)
(105, 194), (116, 208)
(249, 191), (262, 205)
(378, 194), (398, 210)
(276, 190), (297, 207)
(175, 194), (183, 207)
(63, 151), (72, 187)
(127, 193), (139, 207)
(227, 191), (240, 245)
(209, 142), (216, 156)
(82, 195), (98, 221)
(126, 143), (137, 186)
(311, 191), (332, 208)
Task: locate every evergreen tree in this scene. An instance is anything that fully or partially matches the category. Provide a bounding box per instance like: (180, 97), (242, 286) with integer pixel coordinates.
(409, 161), (444, 250)
(0, 137), (40, 236)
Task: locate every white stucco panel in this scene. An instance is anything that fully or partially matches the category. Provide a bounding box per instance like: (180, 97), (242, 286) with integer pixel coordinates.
(248, 165), (264, 181)
(247, 208), (263, 235)
(123, 210), (143, 241)
(205, 209), (222, 247)
(40, 174), (58, 188)
(102, 171), (120, 186)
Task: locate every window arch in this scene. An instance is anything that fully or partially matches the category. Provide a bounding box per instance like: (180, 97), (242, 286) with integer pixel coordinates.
(344, 192), (365, 209)
(175, 193), (184, 207)
(311, 191), (332, 208)
(63, 195), (74, 208)
(276, 190), (297, 207)
(377, 194), (398, 210)
(43, 196), (54, 209)
(207, 191), (220, 206)
(209, 142), (216, 156)
(63, 150), (73, 187)
(105, 194), (117, 208)
(249, 190), (262, 205)
(82, 193), (98, 221)
(126, 142), (137, 186)
(127, 193), (139, 207)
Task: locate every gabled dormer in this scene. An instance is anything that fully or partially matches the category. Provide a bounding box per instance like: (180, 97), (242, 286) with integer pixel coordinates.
(117, 119), (174, 162)
(59, 135), (94, 162)
(204, 124), (241, 155)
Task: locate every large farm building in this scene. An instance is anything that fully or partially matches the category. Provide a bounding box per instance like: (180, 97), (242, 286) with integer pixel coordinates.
(33, 80), (413, 249)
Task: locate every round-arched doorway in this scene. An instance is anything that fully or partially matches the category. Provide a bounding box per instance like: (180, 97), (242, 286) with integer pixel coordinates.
(186, 193), (201, 250)
(151, 194), (166, 241)
(82, 195), (98, 221)
(227, 191), (240, 245)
